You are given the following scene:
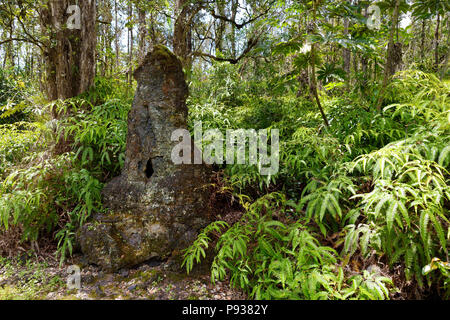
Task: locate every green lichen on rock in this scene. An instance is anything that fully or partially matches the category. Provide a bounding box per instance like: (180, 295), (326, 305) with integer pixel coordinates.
(134, 44), (182, 79)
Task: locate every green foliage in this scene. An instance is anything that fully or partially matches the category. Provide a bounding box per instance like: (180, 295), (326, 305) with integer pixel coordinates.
(317, 63), (345, 84)
(182, 220), (230, 274)
(385, 70), (449, 122)
(0, 77), (130, 263)
(423, 257), (450, 298)
(0, 257), (64, 300)
(0, 0), (449, 301)
(54, 98), (129, 178)
(186, 68), (448, 299)
(190, 63), (246, 110)
(80, 77), (134, 106)
(0, 153), (103, 263)
(345, 141), (449, 286)
(341, 70), (450, 288)
(0, 70), (33, 124)
(299, 173), (356, 236)
(0, 122), (45, 177)
(184, 193), (395, 300)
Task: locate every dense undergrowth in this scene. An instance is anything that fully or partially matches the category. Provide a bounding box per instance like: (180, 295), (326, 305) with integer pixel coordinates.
(0, 64), (448, 299)
(0, 76), (131, 262)
(183, 66), (449, 300)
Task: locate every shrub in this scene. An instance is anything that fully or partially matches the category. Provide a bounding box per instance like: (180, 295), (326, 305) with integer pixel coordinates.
(183, 193), (395, 300)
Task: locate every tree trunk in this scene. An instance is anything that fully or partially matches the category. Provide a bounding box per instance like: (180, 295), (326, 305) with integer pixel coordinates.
(214, 1), (226, 53)
(40, 0), (97, 103)
(230, 0), (238, 58)
(98, 0), (113, 77)
(115, 0), (120, 71)
(420, 19), (426, 61)
(147, 11), (156, 51)
(353, 50), (358, 77)
(128, 2), (134, 85)
(310, 1), (329, 127)
(173, 0), (193, 69)
(375, 0), (401, 111)
(138, 7), (147, 62)
(343, 16), (351, 86)
(440, 17), (449, 79)
(5, 22), (15, 68)
(360, 7), (369, 88)
(105, 0), (114, 77)
(434, 13), (440, 72)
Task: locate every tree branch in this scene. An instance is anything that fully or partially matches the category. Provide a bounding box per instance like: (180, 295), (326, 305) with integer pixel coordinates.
(192, 36), (259, 64)
(207, 0), (275, 30)
(209, 8), (269, 30)
(16, 14), (45, 51)
(97, 19), (111, 25)
(0, 37), (37, 46)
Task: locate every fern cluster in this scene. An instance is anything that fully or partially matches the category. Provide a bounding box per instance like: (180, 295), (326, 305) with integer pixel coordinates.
(0, 153), (103, 263)
(184, 193), (395, 300)
(303, 70), (450, 288)
(185, 69), (449, 299)
(53, 98), (129, 178)
(0, 77), (132, 263)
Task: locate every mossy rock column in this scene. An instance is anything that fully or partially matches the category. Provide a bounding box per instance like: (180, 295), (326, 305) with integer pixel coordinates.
(79, 46), (211, 271)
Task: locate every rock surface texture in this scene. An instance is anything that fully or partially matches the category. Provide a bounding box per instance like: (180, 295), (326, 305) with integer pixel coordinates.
(79, 46), (211, 271)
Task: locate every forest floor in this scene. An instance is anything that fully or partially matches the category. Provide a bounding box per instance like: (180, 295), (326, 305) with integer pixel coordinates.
(0, 253), (246, 300)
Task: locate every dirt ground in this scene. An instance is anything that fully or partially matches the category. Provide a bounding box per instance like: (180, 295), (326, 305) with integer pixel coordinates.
(0, 253), (246, 300)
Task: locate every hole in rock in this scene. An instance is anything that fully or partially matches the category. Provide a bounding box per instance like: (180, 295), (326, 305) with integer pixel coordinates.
(145, 159), (154, 178)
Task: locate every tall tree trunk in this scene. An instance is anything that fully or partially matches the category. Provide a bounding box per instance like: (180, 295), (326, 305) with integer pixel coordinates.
(115, 0), (120, 71)
(214, 1), (226, 53)
(230, 0), (238, 58)
(38, 52), (45, 93)
(98, 0), (113, 77)
(440, 17), (449, 79)
(375, 0), (401, 111)
(40, 0), (97, 104)
(5, 21), (15, 68)
(99, 2), (106, 77)
(310, 1), (329, 127)
(26, 43), (32, 76)
(351, 0), (360, 85)
(148, 11), (156, 51)
(104, 0), (114, 77)
(1, 30), (5, 69)
(173, 0), (193, 69)
(138, 7), (147, 62)
(343, 16), (351, 87)
(128, 2), (134, 85)
(360, 6), (369, 87)
(434, 13), (440, 72)
(420, 19), (426, 61)
(352, 51), (358, 83)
